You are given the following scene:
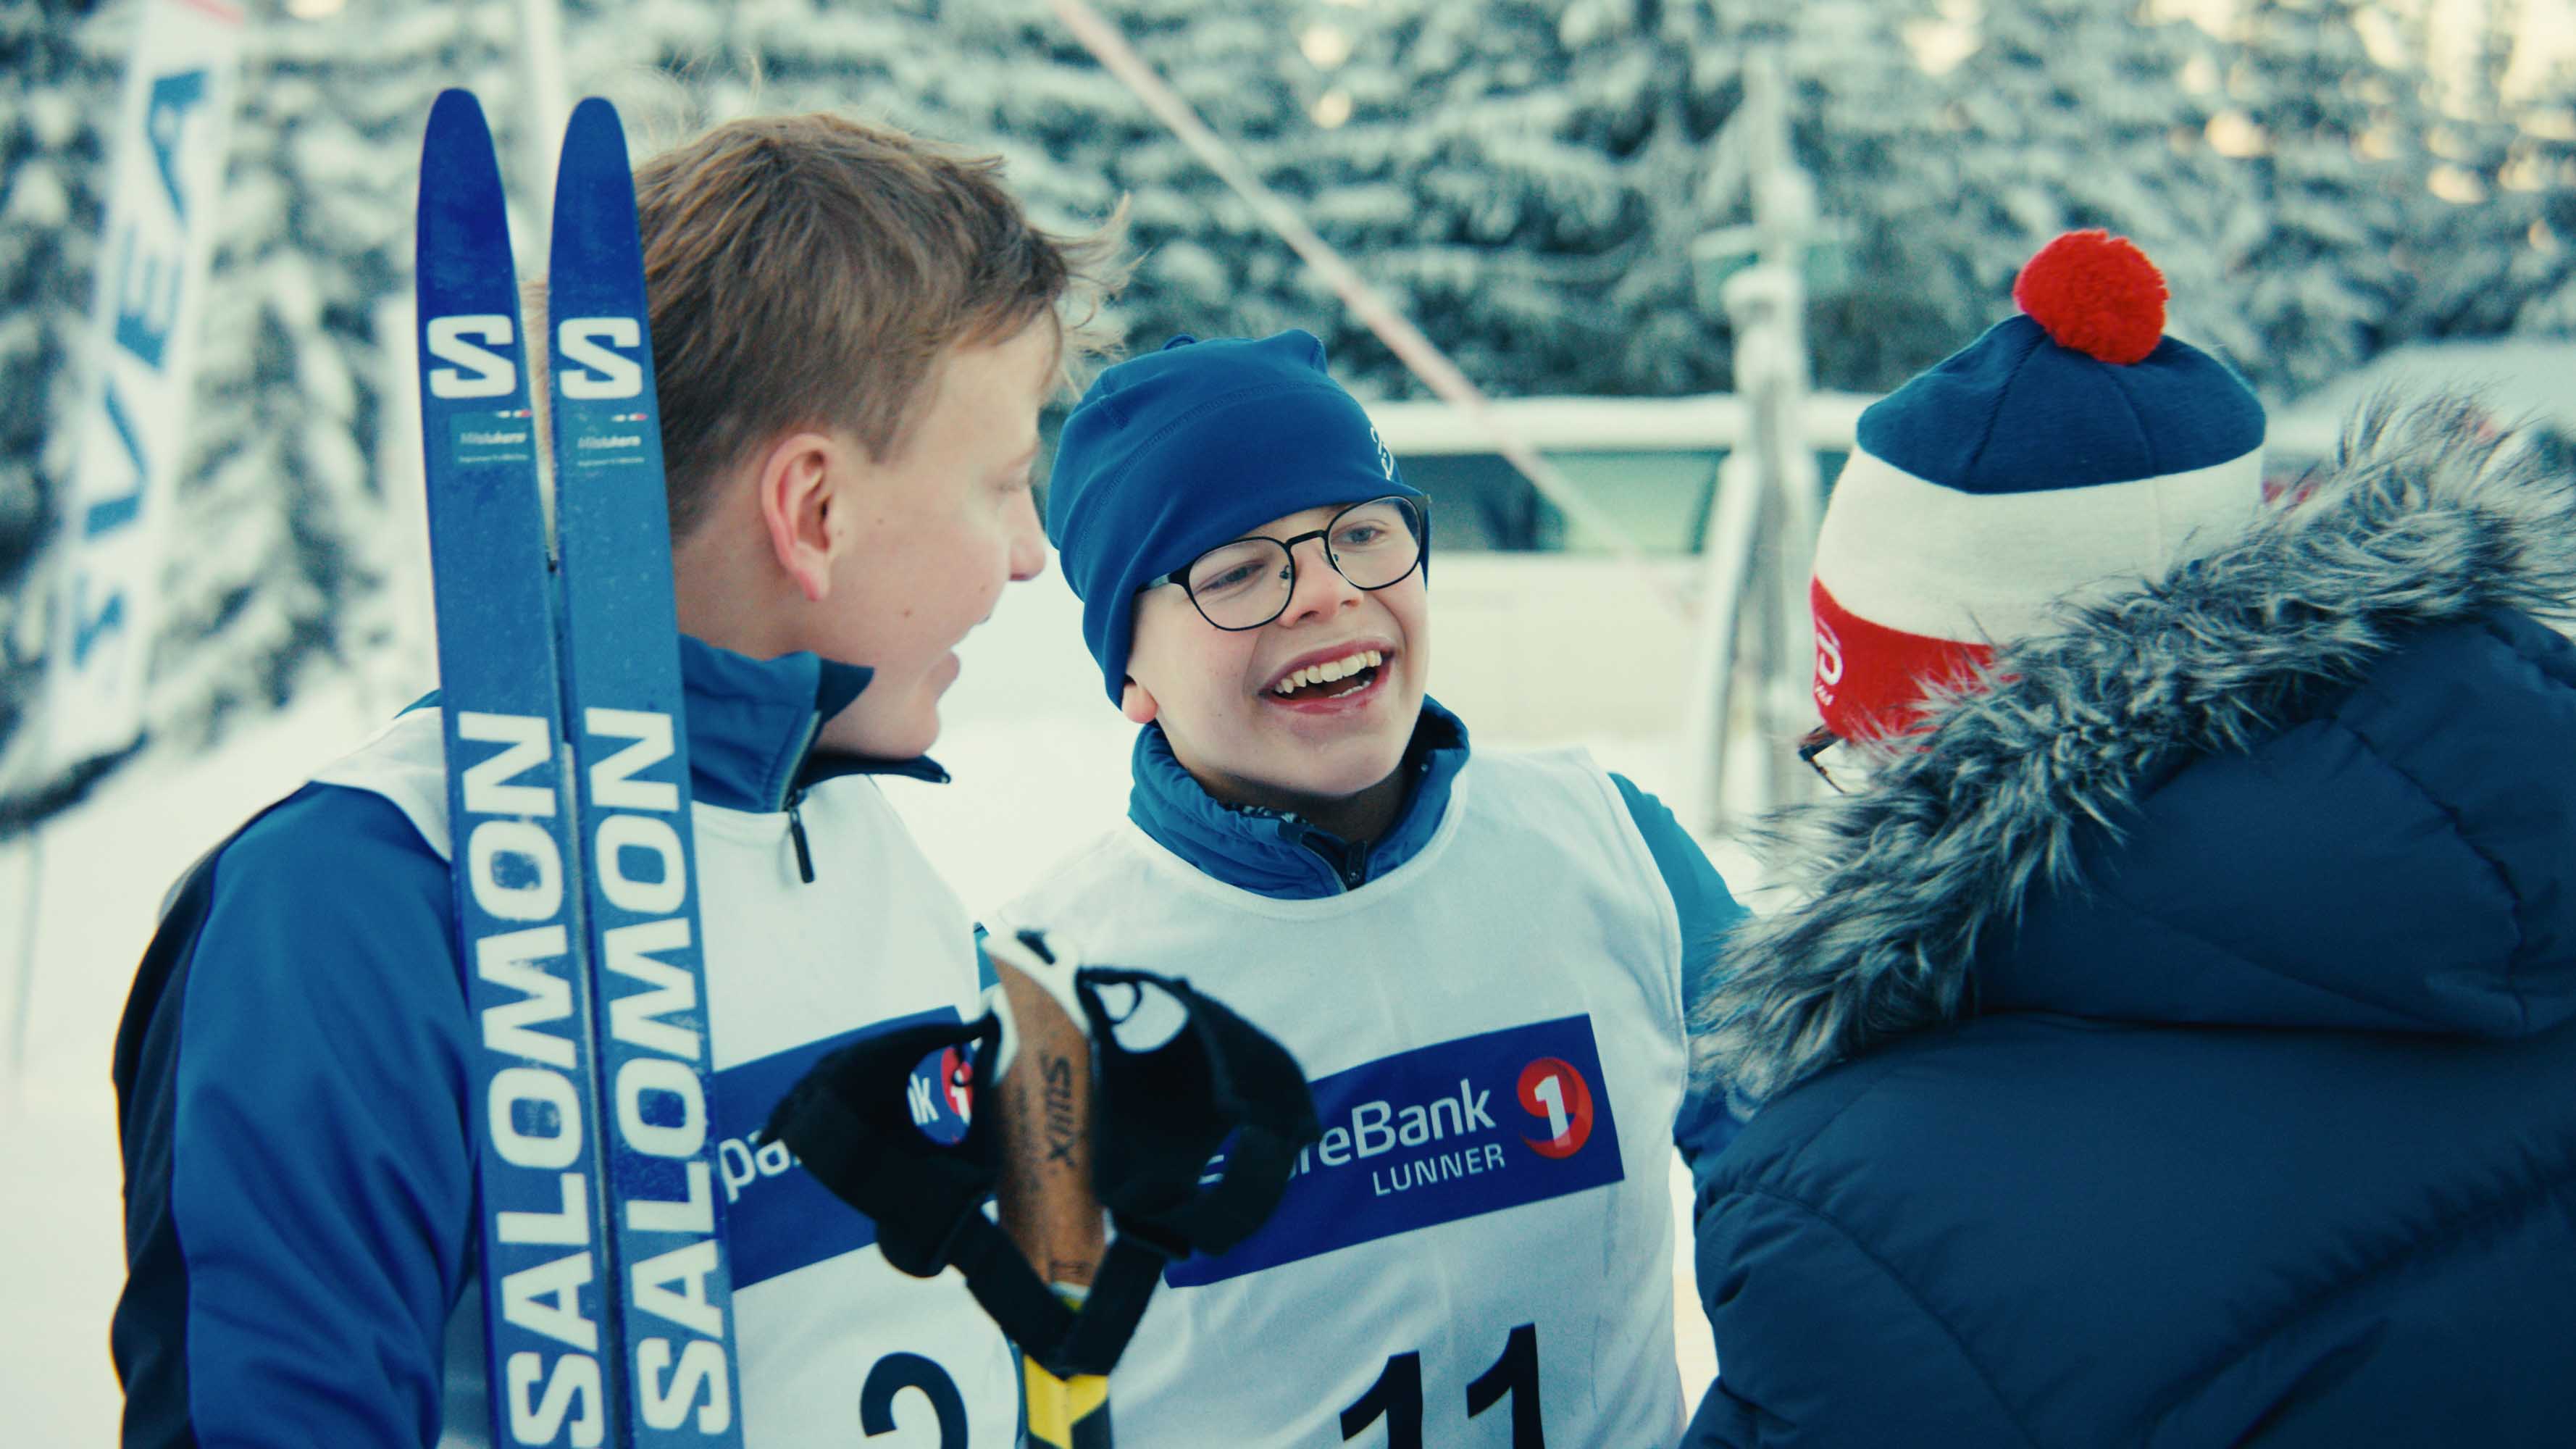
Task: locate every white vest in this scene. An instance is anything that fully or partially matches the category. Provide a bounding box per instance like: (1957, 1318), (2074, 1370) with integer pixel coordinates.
(994, 748), (1690, 1448)
(318, 709), (1020, 1449)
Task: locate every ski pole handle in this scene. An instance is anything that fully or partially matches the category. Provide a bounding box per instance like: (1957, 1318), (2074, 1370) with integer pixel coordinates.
(992, 953), (1105, 1289)
(987, 933), (1114, 1449)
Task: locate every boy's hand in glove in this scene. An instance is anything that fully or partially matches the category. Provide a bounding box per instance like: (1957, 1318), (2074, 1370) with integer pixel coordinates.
(762, 929), (1321, 1377)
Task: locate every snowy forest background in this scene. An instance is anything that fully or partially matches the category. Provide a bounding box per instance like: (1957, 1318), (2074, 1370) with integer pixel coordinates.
(5, 0), (2576, 825)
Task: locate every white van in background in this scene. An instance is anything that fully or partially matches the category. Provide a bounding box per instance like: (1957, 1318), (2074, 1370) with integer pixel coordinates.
(1366, 391), (1873, 742)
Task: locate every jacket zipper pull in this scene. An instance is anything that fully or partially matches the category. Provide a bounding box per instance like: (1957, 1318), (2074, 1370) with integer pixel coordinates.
(1339, 848), (1369, 890)
(785, 788), (816, 884)
(1288, 820), (1367, 893)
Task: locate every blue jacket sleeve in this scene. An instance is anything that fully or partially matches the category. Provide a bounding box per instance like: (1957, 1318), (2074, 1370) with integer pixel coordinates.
(1608, 774), (1750, 1165)
(113, 783), (475, 1448)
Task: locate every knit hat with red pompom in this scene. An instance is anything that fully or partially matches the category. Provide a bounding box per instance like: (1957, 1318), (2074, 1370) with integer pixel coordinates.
(1809, 230), (2267, 742)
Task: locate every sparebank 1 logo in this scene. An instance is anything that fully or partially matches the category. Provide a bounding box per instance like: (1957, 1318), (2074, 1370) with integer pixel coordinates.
(1168, 1015), (1623, 1286)
(906, 1043), (974, 1146)
(1515, 1057), (1597, 1159)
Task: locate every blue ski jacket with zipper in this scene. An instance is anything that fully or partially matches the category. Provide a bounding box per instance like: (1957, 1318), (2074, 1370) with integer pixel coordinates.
(112, 638), (1024, 1448)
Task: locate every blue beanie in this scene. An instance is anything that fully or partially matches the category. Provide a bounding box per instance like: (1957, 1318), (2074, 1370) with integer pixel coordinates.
(1047, 330), (1422, 705)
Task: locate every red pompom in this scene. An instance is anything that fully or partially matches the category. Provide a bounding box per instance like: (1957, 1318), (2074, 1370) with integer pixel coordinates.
(2012, 230), (2167, 365)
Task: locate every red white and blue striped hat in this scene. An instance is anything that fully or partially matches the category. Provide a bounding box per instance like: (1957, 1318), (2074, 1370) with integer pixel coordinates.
(1810, 230), (2267, 741)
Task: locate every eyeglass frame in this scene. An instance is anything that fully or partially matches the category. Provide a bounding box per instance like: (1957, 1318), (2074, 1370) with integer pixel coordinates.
(1797, 724), (1849, 796)
(1142, 494), (1431, 633)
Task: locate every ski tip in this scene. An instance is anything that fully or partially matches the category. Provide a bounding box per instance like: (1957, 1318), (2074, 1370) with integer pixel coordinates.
(422, 88), (499, 181)
(427, 88), (493, 143)
(551, 96), (640, 266)
(416, 85), (516, 304)
(419, 86), (507, 230)
(564, 96), (631, 162)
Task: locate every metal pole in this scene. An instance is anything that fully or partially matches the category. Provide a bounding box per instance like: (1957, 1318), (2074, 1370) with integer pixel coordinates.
(4, 831), (43, 1103)
(1685, 42), (1827, 829)
(1744, 50), (1824, 814)
(1679, 454), (1766, 830)
(514, 0), (571, 256)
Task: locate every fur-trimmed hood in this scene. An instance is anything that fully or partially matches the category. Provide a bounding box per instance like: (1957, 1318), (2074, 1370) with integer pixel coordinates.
(1694, 398), (2576, 1110)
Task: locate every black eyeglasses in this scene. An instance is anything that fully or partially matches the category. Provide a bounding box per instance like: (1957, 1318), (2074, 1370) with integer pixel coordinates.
(1147, 496), (1429, 632)
(1797, 724), (1849, 795)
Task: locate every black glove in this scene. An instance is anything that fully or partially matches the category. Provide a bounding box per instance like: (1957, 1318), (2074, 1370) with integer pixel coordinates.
(763, 1012), (1003, 1278)
(1079, 967), (1321, 1257)
(763, 932), (1321, 1377)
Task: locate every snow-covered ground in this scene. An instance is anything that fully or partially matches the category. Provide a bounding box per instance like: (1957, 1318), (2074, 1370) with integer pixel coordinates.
(0, 559), (1755, 1440)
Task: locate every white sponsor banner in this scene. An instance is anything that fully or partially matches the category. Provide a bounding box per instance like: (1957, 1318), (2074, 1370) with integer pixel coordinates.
(44, 0), (245, 773)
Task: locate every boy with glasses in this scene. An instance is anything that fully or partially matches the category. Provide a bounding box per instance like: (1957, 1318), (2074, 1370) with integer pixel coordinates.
(994, 329), (1747, 1446)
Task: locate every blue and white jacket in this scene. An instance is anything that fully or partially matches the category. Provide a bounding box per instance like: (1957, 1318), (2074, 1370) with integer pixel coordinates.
(992, 700), (1745, 1448)
(112, 639), (1021, 1448)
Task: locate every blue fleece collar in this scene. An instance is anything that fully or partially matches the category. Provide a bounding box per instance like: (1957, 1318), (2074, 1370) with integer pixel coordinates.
(409, 637), (945, 814)
(675, 637), (948, 809)
(1126, 698), (1471, 899)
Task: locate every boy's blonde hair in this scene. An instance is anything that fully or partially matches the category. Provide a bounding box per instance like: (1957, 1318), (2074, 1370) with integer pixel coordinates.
(626, 112), (1119, 538)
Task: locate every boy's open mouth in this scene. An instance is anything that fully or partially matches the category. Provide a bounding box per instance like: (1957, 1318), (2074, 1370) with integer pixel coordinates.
(1265, 647), (1387, 703)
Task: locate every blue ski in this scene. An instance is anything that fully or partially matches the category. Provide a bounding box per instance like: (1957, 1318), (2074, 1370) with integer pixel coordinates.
(416, 88), (624, 1449)
(545, 96), (745, 1445)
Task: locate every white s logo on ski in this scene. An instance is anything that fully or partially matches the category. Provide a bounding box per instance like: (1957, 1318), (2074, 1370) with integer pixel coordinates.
(427, 313), (518, 398)
(558, 317), (644, 399)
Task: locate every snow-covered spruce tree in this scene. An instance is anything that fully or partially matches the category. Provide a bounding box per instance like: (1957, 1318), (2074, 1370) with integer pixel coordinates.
(553, 0), (1144, 343)
(2509, 72), (2576, 335)
(559, 0), (963, 165)
(2218, 0), (2431, 396)
(564, 0), (1413, 390)
(2385, 1), (2549, 343)
(0, 1), (120, 815)
(1281, 0), (1715, 399)
(1076, 0), (1956, 401)
(157, 4), (524, 751)
(12, 0), (2564, 824)
(970, 0), (1676, 398)
(1911, 0), (2262, 378)
(566, 0), (1900, 401)
(2401, 2), (2576, 346)
(0, 1), (522, 822)
(1660, 0), (1962, 393)
(940, 0), (1308, 368)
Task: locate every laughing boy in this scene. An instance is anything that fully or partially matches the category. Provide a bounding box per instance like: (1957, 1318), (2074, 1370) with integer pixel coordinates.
(992, 330), (1744, 1446)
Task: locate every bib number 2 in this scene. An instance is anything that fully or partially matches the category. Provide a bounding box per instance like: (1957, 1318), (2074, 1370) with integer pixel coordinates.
(861, 1352), (966, 1445)
(1339, 1323), (1542, 1448)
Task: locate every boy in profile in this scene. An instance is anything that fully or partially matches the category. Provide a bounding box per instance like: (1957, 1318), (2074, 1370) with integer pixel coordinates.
(114, 113), (1115, 1447)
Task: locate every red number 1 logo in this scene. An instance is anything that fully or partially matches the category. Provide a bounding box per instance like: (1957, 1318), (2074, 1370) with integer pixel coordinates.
(1515, 1058), (1594, 1159)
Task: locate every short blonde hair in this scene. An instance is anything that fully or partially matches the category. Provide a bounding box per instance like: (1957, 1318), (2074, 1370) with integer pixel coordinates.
(629, 112), (1119, 538)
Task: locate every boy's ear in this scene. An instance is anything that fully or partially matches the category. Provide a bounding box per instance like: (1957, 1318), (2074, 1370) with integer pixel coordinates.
(755, 430), (851, 602)
(1119, 676), (1160, 725)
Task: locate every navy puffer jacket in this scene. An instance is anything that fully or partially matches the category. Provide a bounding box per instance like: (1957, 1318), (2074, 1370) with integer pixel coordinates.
(1684, 401), (2576, 1448)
